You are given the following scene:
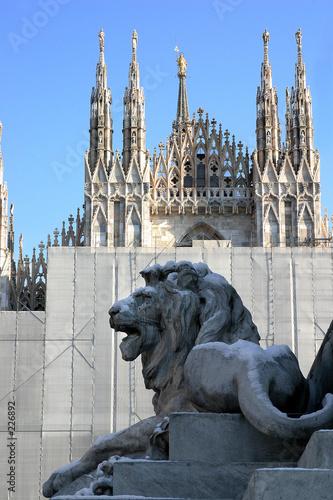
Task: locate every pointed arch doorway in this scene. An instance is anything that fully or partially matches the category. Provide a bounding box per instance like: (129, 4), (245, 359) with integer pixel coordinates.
(177, 221), (225, 246)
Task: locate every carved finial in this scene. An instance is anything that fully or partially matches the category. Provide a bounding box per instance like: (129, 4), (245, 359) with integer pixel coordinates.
(224, 129), (230, 141)
(176, 51), (188, 76)
(39, 241), (45, 252)
(53, 228), (59, 247)
(262, 29), (270, 64)
(68, 214), (74, 227)
(158, 141), (165, 150)
(211, 118), (217, 129)
(98, 29), (105, 52)
(197, 107), (204, 117)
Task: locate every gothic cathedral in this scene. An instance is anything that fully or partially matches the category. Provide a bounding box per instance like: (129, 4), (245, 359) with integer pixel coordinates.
(0, 29), (325, 310)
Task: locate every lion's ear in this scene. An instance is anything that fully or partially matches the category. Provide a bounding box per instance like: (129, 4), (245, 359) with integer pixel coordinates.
(140, 266), (162, 286)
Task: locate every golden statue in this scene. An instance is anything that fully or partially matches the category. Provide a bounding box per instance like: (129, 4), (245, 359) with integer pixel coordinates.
(175, 46), (188, 76)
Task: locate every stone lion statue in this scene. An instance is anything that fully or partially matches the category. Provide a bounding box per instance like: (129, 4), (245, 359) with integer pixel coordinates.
(43, 260), (259, 497)
(43, 260), (333, 497)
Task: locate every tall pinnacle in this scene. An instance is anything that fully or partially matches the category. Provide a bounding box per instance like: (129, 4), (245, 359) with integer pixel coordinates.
(175, 47), (190, 130)
(88, 29), (113, 175)
(122, 29), (146, 172)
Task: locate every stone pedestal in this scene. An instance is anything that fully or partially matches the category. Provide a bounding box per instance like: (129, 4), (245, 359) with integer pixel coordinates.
(51, 416), (333, 500)
(169, 412), (304, 463)
(112, 460), (291, 499)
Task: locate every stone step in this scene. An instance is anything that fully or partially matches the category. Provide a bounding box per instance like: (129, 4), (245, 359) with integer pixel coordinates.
(243, 468), (333, 500)
(112, 460), (295, 500)
(55, 496), (185, 500)
(169, 412), (305, 463)
(298, 429), (333, 469)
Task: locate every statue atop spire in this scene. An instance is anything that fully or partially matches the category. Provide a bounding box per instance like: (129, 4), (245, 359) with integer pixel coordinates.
(295, 28), (303, 63)
(175, 47), (188, 76)
(98, 29), (105, 53)
(262, 29), (270, 65)
(132, 29), (138, 57)
(174, 46), (190, 130)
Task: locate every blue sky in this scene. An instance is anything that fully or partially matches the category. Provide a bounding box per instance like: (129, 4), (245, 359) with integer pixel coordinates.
(0, 0), (332, 259)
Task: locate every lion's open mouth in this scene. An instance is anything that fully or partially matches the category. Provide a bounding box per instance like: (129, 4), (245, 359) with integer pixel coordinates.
(120, 331), (142, 361)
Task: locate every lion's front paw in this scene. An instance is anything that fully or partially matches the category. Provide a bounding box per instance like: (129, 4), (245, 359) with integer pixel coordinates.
(42, 460), (87, 497)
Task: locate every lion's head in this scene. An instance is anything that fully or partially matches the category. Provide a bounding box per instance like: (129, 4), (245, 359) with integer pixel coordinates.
(109, 261), (259, 414)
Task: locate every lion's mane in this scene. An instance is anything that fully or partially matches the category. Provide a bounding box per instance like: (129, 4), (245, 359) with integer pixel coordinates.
(137, 261), (259, 414)
(140, 260), (260, 346)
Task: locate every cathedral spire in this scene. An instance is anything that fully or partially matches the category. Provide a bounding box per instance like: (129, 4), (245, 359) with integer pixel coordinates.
(88, 29), (113, 175)
(256, 29), (281, 170)
(174, 47), (190, 131)
(290, 28), (315, 171)
(84, 29), (113, 247)
(122, 29), (146, 172)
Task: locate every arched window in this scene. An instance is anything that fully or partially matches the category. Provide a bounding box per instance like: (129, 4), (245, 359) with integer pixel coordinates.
(183, 158), (193, 188)
(197, 162), (205, 187)
(94, 212), (106, 247)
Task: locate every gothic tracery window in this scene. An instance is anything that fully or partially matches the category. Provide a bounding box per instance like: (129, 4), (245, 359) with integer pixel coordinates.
(196, 147), (206, 188)
(183, 158), (193, 188)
